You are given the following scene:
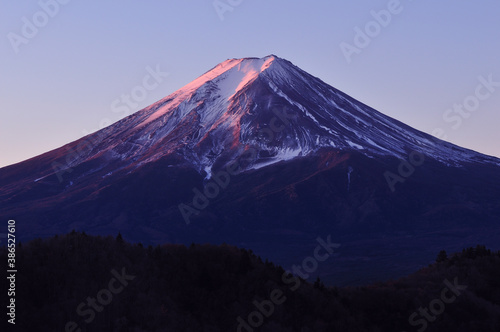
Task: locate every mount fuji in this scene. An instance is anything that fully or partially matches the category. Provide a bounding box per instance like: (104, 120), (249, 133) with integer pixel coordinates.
(2, 55), (500, 285)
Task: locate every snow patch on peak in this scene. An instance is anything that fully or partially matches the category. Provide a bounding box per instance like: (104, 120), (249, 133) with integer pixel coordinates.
(136, 56), (282, 129)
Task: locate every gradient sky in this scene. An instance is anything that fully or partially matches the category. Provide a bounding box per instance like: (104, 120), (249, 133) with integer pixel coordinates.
(1, 0), (499, 167)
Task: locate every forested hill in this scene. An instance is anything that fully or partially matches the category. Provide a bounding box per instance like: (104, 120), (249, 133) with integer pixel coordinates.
(2, 232), (500, 331)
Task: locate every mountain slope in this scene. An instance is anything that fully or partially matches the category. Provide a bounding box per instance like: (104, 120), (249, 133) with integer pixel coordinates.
(2, 55), (498, 186)
(1, 55), (500, 285)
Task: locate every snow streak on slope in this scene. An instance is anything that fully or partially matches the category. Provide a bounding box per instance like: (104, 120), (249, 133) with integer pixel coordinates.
(42, 55), (500, 180)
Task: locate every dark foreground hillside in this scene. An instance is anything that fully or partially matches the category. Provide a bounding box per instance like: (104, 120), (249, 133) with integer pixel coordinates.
(1, 232), (500, 331)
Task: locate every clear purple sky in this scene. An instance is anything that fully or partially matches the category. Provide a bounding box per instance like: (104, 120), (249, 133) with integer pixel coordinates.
(1, 0), (499, 167)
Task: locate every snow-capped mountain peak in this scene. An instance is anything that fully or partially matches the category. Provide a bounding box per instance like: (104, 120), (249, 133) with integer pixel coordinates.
(2, 55), (500, 257)
(15, 55), (499, 183)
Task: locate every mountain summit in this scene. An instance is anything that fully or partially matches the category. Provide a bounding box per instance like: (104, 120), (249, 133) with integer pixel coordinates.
(16, 55), (497, 183)
(1, 55), (500, 285)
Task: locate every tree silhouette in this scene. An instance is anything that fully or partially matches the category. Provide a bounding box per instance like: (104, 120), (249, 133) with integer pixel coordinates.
(116, 232), (124, 244)
(436, 250), (448, 262)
